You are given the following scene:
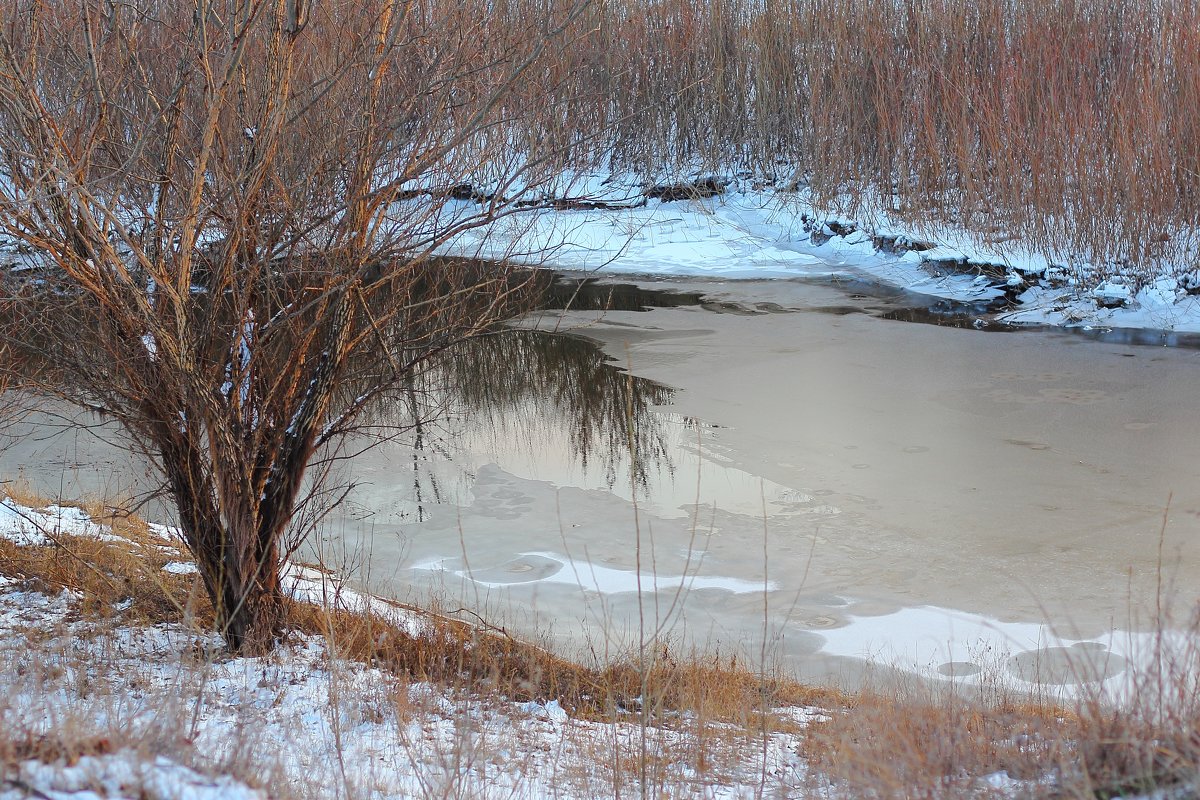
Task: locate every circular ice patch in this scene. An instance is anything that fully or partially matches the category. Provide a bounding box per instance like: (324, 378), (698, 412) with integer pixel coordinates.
(791, 614), (846, 630)
(1007, 646), (1128, 685)
(937, 661), (982, 678)
(468, 554), (564, 585)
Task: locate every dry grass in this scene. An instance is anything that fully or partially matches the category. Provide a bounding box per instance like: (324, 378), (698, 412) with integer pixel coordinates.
(10, 0), (1189, 286)
(804, 690), (1077, 797)
(604, 0), (1200, 281)
(802, 682), (1200, 798)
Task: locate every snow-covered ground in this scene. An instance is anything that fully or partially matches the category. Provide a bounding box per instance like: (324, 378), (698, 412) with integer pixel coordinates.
(0, 499), (818, 800)
(0, 592), (811, 800)
(438, 173), (1200, 333)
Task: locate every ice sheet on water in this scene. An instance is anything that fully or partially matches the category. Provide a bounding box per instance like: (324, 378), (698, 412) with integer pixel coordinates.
(815, 601), (1169, 703)
(416, 550), (775, 595)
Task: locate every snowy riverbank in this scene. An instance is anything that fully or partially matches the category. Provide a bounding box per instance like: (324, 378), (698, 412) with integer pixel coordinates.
(439, 173), (1200, 333)
(3, 497), (1198, 799)
(0, 497), (818, 800)
(5, 171), (1198, 335)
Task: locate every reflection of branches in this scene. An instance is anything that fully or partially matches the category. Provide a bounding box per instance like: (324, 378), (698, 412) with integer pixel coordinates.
(434, 329), (677, 494)
(3, 285), (676, 518)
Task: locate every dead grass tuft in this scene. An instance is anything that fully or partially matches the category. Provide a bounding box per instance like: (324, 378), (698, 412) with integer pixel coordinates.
(804, 690), (1076, 797)
(286, 599), (839, 728)
(0, 731), (119, 770)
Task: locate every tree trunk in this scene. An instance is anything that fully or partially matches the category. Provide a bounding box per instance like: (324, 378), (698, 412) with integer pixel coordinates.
(157, 437), (290, 656)
(216, 535), (284, 656)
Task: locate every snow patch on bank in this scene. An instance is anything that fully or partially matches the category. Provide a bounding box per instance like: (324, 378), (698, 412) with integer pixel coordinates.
(0, 498), (117, 546)
(8, 167), (1200, 333)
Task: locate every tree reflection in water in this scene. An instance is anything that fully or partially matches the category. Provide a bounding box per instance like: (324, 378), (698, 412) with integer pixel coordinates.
(365, 328), (679, 520)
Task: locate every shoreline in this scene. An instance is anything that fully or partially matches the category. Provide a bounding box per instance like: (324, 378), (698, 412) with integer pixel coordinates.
(436, 174), (1200, 335)
(1, 489), (1196, 799)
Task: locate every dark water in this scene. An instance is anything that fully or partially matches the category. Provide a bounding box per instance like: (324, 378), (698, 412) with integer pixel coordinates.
(547, 272), (1200, 348)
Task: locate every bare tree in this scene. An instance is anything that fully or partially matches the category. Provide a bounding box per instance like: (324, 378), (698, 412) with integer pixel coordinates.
(0, 0), (592, 654)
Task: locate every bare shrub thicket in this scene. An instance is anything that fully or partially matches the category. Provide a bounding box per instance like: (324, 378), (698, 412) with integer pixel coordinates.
(501, 0), (1200, 274)
(0, 0), (593, 654)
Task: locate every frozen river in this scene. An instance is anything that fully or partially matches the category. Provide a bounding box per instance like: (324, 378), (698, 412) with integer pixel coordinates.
(6, 275), (1200, 693)
(317, 276), (1200, 693)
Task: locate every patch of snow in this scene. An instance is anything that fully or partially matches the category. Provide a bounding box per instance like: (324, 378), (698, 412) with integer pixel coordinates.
(978, 770), (1025, 798)
(1001, 285), (1200, 332)
(1136, 276), (1184, 308)
(440, 181), (851, 281)
(141, 332), (158, 360)
(518, 699), (569, 724)
(11, 753), (264, 800)
(433, 172), (1200, 333)
(0, 498), (428, 638)
(0, 585), (78, 629)
(1093, 280), (1133, 307)
(0, 499), (120, 546)
(147, 523), (183, 542)
(282, 563), (428, 637)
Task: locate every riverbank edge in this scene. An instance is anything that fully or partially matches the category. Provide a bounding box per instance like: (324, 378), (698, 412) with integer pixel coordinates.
(3, 487), (1198, 799)
(436, 172), (1200, 335)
